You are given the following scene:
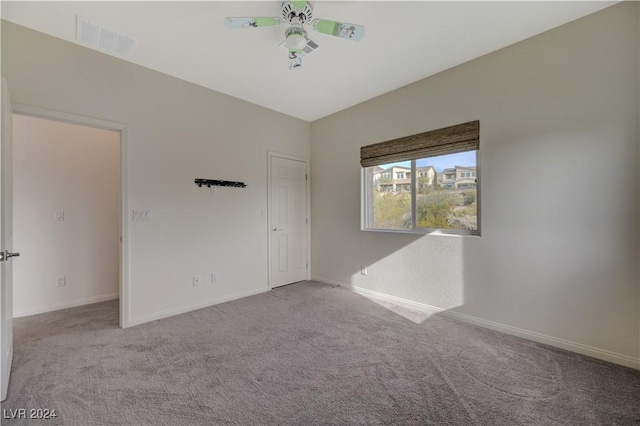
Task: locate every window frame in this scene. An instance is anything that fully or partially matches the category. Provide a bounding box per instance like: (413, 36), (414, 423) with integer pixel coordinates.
(361, 150), (481, 237)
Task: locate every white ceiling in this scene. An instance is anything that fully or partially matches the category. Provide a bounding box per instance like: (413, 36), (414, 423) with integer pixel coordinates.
(2, 1), (617, 122)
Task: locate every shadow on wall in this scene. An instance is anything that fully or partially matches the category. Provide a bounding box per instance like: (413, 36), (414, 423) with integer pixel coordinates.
(319, 230), (467, 322)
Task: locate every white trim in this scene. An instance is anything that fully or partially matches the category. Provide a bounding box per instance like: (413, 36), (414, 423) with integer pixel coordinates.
(128, 288), (267, 327)
(439, 309), (640, 370)
(267, 151), (311, 290)
(312, 275), (445, 314)
(11, 103), (131, 328)
(119, 126), (130, 329)
(312, 276), (640, 371)
(13, 293), (119, 318)
(12, 103), (126, 132)
(311, 275), (343, 287)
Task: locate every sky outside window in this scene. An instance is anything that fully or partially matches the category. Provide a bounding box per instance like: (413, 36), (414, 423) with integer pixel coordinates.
(380, 151), (476, 171)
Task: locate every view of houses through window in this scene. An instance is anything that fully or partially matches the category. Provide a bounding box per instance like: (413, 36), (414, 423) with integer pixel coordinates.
(364, 151), (478, 233)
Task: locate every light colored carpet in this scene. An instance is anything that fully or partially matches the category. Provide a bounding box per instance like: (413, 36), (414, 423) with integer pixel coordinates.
(2, 281), (639, 425)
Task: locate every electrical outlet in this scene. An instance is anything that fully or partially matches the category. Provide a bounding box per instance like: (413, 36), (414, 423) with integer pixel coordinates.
(56, 276), (67, 287)
(193, 275), (201, 287)
(211, 272), (218, 283)
(360, 266), (368, 276)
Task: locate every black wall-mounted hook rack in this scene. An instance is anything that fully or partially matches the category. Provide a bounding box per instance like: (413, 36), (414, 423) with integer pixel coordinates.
(195, 178), (247, 188)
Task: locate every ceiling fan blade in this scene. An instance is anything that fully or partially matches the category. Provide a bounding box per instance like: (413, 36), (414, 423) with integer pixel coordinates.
(288, 50), (304, 70)
(311, 19), (364, 41)
(281, 38), (319, 70)
(223, 17), (282, 29)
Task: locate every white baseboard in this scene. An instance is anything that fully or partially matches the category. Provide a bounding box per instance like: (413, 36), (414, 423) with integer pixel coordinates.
(128, 287), (268, 327)
(13, 293), (120, 318)
(312, 276), (640, 370)
(311, 275), (344, 288)
(312, 275), (446, 314)
(438, 308), (640, 370)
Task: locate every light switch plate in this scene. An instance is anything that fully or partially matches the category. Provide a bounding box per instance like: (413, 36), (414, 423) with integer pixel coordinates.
(132, 209), (152, 221)
(55, 211), (65, 221)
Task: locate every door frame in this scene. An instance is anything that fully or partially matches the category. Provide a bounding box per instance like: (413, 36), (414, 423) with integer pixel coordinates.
(12, 103), (131, 328)
(267, 151), (310, 290)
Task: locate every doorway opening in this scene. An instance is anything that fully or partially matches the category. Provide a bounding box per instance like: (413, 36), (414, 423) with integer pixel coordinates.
(11, 105), (129, 328)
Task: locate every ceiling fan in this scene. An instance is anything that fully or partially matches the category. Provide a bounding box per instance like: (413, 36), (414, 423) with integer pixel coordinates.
(224, 0), (365, 70)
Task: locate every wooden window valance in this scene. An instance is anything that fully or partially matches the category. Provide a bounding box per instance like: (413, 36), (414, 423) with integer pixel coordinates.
(360, 120), (479, 168)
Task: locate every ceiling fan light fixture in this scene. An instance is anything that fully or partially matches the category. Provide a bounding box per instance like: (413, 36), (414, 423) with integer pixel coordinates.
(284, 26), (307, 50)
(224, 1), (365, 69)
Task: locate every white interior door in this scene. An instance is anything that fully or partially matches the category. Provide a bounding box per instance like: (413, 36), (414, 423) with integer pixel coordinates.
(269, 155), (308, 288)
(1, 77), (16, 401)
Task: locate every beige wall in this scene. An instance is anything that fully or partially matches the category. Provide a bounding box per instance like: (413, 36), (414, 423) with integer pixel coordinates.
(1, 4), (638, 367)
(12, 115), (120, 316)
(311, 2), (639, 367)
(1, 20), (310, 324)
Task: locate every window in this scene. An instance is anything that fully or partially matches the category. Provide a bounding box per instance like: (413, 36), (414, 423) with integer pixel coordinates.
(361, 121), (479, 235)
(396, 172), (405, 179)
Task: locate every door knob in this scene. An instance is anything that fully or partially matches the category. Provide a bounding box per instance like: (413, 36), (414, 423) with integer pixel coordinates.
(273, 227), (283, 231)
(0, 251), (20, 262)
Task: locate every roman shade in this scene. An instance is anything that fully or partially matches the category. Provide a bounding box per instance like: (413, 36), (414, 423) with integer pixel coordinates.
(360, 120), (479, 167)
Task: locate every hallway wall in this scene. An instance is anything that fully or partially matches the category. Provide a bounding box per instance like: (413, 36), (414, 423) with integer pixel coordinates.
(13, 115), (120, 316)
